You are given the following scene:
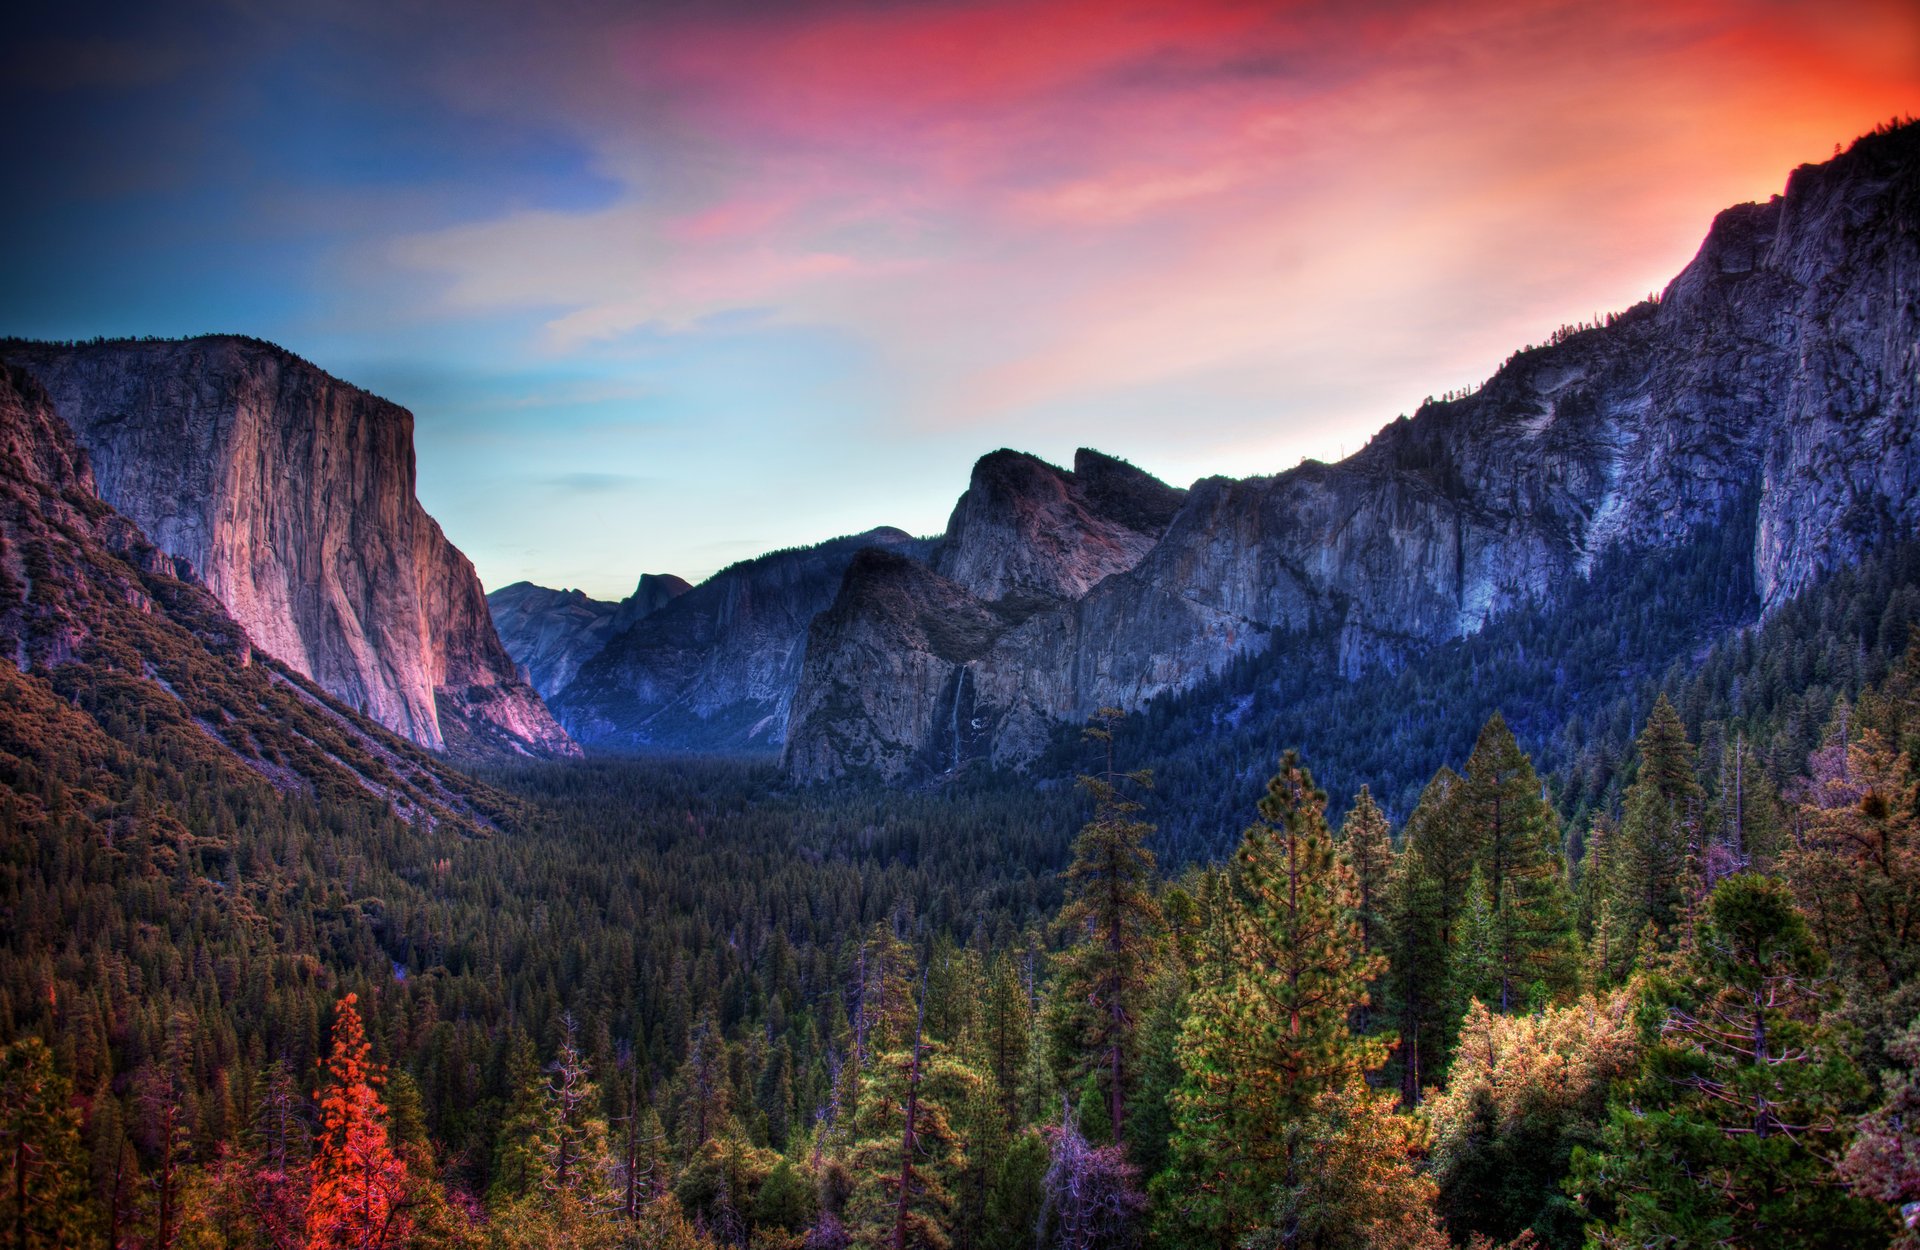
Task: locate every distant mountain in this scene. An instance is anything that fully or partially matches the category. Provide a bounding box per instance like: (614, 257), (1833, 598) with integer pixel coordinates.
(0, 361), (511, 825)
(0, 336), (577, 760)
(489, 573), (691, 700)
(785, 449), (1187, 779)
(546, 528), (934, 752)
(782, 121), (1920, 781)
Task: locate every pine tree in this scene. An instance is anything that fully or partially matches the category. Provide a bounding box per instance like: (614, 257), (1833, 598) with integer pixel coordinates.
(844, 980), (985, 1250)
(1154, 752), (1386, 1249)
(1570, 874), (1891, 1248)
(1245, 1075), (1449, 1250)
(1783, 727), (1920, 1049)
(1403, 767), (1479, 947)
(543, 1015), (613, 1208)
(1447, 867), (1500, 1021)
(1458, 713), (1575, 1011)
(1338, 787), (1394, 1034)
(1384, 844), (1449, 1106)
(1055, 708), (1163, 1148)
(1612, 695), (1704, 949)
(308, 993), (411, 1250)
(0, 1037), (94, 1250)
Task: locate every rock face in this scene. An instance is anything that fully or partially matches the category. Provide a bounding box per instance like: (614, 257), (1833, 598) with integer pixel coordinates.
(551, 528), (932, 751)
(783, 122), (1920, 781)
(488, 573), (690, 701)
(0, 362), (503, 826)
(785, 450), (1187, 779)
(0, 337), (578, 759)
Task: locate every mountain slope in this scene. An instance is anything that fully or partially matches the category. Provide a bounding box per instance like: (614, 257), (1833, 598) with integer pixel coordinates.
(551, 528), (932, 751)
(0, 362), (511, 828)
(784, 122), (1920, 782)
(488, 573), (691, 701)
(0, 336), (577, 759)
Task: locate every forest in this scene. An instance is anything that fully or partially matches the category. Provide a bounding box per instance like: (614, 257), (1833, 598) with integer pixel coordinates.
(6, 549), (1920, 1249)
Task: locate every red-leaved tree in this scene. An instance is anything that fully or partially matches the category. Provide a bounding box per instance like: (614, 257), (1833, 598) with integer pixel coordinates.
(307, 994), (411, 1250)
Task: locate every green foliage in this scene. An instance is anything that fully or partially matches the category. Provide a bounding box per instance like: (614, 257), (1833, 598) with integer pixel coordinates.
(1054, 709), (1164, 1147)
(1571, 874), (1892, 1248)
(1154, 752), (1385, 1249)
(0, 1036), (95, 1249)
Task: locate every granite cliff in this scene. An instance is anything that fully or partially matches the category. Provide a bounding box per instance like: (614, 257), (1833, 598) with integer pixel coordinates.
(549, 528), (932, 751)
(488, 573), (690, 701)
(782, 122), (1920, 781)
(1, 337), (578, 759)
(0, 362), (507, 825)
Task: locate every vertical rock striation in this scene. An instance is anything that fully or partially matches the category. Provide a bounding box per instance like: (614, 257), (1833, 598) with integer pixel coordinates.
(2, 336), (578, 758)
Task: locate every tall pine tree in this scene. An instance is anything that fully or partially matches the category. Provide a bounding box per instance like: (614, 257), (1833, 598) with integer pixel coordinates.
(1155, 752), (1386, 1249)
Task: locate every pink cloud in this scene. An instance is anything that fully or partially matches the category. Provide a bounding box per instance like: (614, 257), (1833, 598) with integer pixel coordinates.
(390, 0), (1920, 474)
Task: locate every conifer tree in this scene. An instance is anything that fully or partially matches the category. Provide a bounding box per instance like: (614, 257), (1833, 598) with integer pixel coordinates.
(1338, 787), (1393, 958)
(1383, 843), (1450, 1106)
(1055, 708), (1163, 1148)
(0, 1037), (94, 1250)
(1570, 874), (1891, 1248)
(1784, 728), (1920, 1014)
(1612, 695), (1704, 948)
(489, 1031), (548, 1203)
(1447, 867), (1500, 1020)
(1245, 1075), (1449, 1250)
(844, 979), (985, 1250)
(1403, 767), (1480, 947)
(1155, 752), (1386, 1249)
(308, 993), (411, 1250)
(1459, 714), (1575, 1010)
(1338, 788), (1394, 1034)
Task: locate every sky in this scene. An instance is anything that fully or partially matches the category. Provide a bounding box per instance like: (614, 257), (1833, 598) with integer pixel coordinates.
(2, 0), (1915, 598)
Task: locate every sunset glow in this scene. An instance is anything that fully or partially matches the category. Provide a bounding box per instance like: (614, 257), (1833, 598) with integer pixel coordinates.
(4, 0), (1915, 594)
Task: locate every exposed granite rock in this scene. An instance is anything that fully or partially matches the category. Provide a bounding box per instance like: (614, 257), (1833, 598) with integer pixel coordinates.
(1, 337), (578, 759)
(0, 363), (506, 828)
(488, 572), (690, 701)
(784, 123), (1920, 781)
(552, 528), (932, 751)
(935, 448), (1185, 603)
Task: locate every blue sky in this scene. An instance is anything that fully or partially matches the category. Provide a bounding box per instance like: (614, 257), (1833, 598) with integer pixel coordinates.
(4, 0), (1915, 598)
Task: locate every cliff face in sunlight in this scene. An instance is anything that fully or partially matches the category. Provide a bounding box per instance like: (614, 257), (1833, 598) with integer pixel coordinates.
(1, 337), (579, 760)
(780, 124), (1920, 781)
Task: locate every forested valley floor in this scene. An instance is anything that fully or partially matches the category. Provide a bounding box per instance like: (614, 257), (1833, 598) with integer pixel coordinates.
(7, 577), (1920, 1248)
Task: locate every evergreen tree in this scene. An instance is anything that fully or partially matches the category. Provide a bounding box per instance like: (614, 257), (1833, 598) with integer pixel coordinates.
(1383, 844), (1449, 1106)
(844, 985), (985, 1250)
(1447, 867), (1500, 1021)
(1612, 695), (1704, 949)
(1245, 1075), (1448, 1250)
(1458, 713), (1575, 1010)
(0, 1037), (94, 1250)
(1055, 708), (1163, 1148)
(1783, 727), (1920, 1058)
(1337, 787), (1394, 1033)
(1570, 874), (1891, 1248)
(1154, 752), (1386, 1249)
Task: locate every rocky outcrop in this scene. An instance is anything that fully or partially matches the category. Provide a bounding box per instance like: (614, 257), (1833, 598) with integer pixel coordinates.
(552, 528), (931, 751)
(0, 363), (504, 827)
(488, 573), (690, 701)
(1, 336), (578, 759)
(935, 448), (1185, 603)
(784, 122), (1920, 781)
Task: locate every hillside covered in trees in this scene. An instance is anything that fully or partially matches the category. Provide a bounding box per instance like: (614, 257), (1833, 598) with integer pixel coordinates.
(7, 503), (1920, 1247)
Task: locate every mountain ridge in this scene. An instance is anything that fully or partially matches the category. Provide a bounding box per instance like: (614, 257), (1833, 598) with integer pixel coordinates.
(778, 120), (1920, 781)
